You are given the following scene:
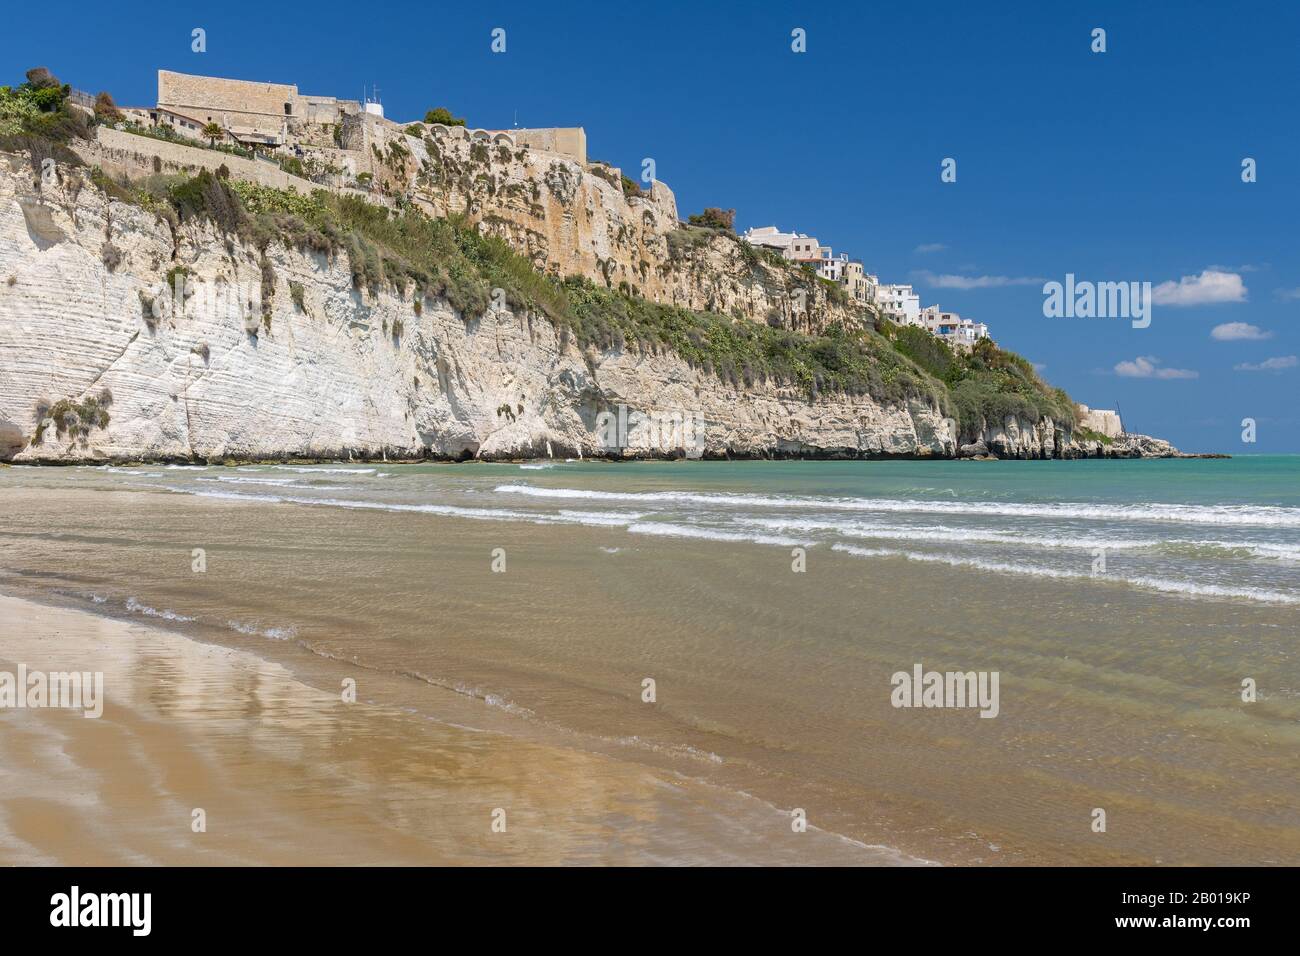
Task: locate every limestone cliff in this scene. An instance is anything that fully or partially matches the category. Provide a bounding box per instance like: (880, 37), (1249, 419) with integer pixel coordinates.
(355, 120), (861, 334)
(0, 156), (961, 463)
(0, 155), (1185, 463)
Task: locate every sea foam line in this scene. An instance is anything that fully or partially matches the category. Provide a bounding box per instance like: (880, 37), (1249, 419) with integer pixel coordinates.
(829, 544), (1299, 605)
(494, 484), (1300, 528)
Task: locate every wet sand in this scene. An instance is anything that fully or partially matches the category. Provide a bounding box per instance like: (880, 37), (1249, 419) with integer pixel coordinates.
(0, 593), (906, 865)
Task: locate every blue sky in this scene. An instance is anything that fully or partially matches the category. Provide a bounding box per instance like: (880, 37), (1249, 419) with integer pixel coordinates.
(4, 0), (1297, 451)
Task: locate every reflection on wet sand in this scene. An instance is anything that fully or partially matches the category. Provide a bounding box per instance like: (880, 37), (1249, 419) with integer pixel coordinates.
(0, 595), (903, 865)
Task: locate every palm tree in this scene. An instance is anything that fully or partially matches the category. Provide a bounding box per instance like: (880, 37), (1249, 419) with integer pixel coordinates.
(202, 122), (223, 147)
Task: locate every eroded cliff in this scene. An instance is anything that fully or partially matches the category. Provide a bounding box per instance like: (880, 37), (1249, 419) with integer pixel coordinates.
(1, 156), (972, 463)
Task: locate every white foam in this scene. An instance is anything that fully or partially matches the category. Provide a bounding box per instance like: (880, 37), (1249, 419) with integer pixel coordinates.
(830, 544), (1300, 604)
(494, 484), (1300, 528)
(269, 466), (377, 475)
(125, 596), (197, 622)
(736, 516), (1159, 551)
(627, 522), (808, 548)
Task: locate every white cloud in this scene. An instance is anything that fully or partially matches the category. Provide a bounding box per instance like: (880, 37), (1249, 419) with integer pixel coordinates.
(1234, 355), (1297, 372)
(1210, 322), (1272, 341)
(1113, 356), (1199, 379)
(1151, 269), (1246, 306)
(913, 243), (947, 255)
(912, 270), (1043, 289)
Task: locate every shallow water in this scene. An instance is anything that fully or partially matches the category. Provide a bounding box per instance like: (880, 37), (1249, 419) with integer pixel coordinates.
(0, 457), (1296, 864)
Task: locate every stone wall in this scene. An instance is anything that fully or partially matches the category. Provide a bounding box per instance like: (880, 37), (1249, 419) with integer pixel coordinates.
(507, 127), (587, 164)
(158, 70), (298, 137)
(1076, 404), (1122, 438)
(75, 127), (323, 193)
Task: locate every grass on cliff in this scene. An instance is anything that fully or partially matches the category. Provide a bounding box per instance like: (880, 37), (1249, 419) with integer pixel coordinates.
(887, 322), (1075, 437)
(69, 162), (1078, 429)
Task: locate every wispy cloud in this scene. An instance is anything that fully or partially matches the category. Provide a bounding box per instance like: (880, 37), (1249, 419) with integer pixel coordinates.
(911, 270), (1043, 290)
(1275, 287), (1300, 301)
(1234, 355), (1297, 372)
(913, 243), (947, 255)
(1207, 263), (1264, 274)
(1114, 356), (1198, 379)
(1210, 322), (1272, 341)
(1151, 269), (1247, 306)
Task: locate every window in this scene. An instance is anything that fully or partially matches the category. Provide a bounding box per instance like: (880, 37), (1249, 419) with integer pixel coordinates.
(284, 102), (292, 115)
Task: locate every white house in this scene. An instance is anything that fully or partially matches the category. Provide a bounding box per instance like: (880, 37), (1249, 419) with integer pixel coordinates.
(917, 305), (989, 349)
(875, 283), (921, 324)
(742, 226), (822, 260)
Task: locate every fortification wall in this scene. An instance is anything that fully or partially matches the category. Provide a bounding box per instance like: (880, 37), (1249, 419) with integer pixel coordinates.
(75, 127), (322, 193)
(507, 127), (587, 164)
(158, 70), (299, 136)
(1076, 404), (1123, 438)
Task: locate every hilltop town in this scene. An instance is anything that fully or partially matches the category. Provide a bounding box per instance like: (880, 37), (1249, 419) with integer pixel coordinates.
(113, 71), (1002, 357)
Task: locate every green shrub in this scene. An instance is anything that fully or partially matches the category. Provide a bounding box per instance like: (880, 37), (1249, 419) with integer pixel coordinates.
(423, 107), (465, 127)
(686, 207), (735, 231)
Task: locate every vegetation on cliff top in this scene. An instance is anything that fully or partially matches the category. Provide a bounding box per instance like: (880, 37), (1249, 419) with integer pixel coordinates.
(0, 67), (90, 167)
(887, 323), (1074, 436)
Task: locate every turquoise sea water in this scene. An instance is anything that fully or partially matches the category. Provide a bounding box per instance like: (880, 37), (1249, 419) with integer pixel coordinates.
(73, 454), (1292, 605)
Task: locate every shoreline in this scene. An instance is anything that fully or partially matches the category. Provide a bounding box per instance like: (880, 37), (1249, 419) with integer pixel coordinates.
(2, 446), (1231, 467)
(0, 589), (919, 865)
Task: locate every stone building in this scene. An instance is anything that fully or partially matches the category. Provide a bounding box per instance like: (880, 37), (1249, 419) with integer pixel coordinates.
(155, 70), (363, 148)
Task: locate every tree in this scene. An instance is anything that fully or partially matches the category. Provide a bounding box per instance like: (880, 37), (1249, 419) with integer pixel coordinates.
(687, 207), (736, 232)
(93, 91), (124, 124)
(202, 122), (224, 146)
(20, 66), (69, 113)
(423, 106), (466, 127)
(24, 67), (59, 90)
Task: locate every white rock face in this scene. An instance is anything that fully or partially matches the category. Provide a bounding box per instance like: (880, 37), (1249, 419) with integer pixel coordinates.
(0, 158), (967, 462)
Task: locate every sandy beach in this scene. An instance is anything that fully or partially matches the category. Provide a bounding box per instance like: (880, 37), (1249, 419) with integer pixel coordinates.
(0, 592), (905, 865)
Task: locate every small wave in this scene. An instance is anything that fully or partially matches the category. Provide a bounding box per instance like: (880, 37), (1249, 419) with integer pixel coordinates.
(830, 544), (1300, 604)
(627, 522), (808, 548)
(198, 476), (303, 487)
(125, 597), (197, 622)
(1155, 540), (1300, 563)
(97, 467), (163, 477)
(736, 516), (1159, 551)
(226, 619), (297, 641)
(269, 466), (377, 475)
(494, 484), (1300, 528)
